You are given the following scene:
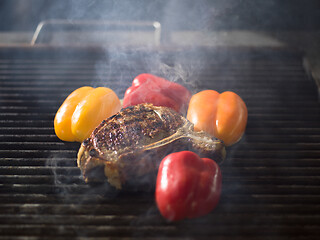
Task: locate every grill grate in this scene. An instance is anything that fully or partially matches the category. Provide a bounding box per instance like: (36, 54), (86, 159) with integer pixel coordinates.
(0, 47), (320, 239)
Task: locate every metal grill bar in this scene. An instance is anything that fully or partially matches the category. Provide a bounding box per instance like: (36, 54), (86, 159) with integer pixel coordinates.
(0, 47), (319, 239)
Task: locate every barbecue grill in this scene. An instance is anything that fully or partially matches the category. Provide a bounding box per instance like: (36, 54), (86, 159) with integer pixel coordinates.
(0, 44), (319, 239)
(1, 0), (320, 238)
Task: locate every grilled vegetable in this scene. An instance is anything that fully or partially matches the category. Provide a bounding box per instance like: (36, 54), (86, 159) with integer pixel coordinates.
(54, 86), (121, 142)
(155, 151), (222, 221)
(187, 90), (248, 146)
(77, 104), (225, 189)
(122, 73), (191, 114)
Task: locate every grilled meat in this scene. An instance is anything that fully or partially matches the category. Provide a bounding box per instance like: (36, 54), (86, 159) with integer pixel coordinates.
(77, 103), (226, 189)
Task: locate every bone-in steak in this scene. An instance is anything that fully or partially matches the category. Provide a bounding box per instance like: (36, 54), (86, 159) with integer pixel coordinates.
(77, 103), (226, 189)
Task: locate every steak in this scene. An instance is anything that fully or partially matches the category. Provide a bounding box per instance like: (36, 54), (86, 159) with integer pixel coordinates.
(77, 103), (226, 189)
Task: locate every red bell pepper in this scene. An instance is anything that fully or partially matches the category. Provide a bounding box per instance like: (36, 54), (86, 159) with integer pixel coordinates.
(123, 73), (191, 114)
(155, 151), (222, 221)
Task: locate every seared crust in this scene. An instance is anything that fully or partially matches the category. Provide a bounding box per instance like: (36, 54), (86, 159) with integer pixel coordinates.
(77, 103), (225, 189)
(92, 104), (184, 153)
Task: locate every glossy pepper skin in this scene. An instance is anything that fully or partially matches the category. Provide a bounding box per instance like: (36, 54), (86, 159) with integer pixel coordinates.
(155, 151), (222, 221)
(187, 90), (248, 146)
(123, 73), (191, 114)
(54, 86), (121, 142)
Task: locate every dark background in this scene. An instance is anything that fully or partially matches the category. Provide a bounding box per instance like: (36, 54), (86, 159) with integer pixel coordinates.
(0, 0), (320, 32)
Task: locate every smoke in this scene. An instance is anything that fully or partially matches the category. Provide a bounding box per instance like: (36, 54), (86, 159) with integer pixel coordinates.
(39, 0), (233, 216)
(45, 151), (120, 202)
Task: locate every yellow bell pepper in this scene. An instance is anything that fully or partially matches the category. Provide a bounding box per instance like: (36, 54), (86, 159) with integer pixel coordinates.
(54, 86), (121, 142)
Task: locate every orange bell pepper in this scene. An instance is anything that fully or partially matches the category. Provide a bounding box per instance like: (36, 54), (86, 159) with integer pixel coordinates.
(187, 90), (247, 146)
(54, 86), (121, 142)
